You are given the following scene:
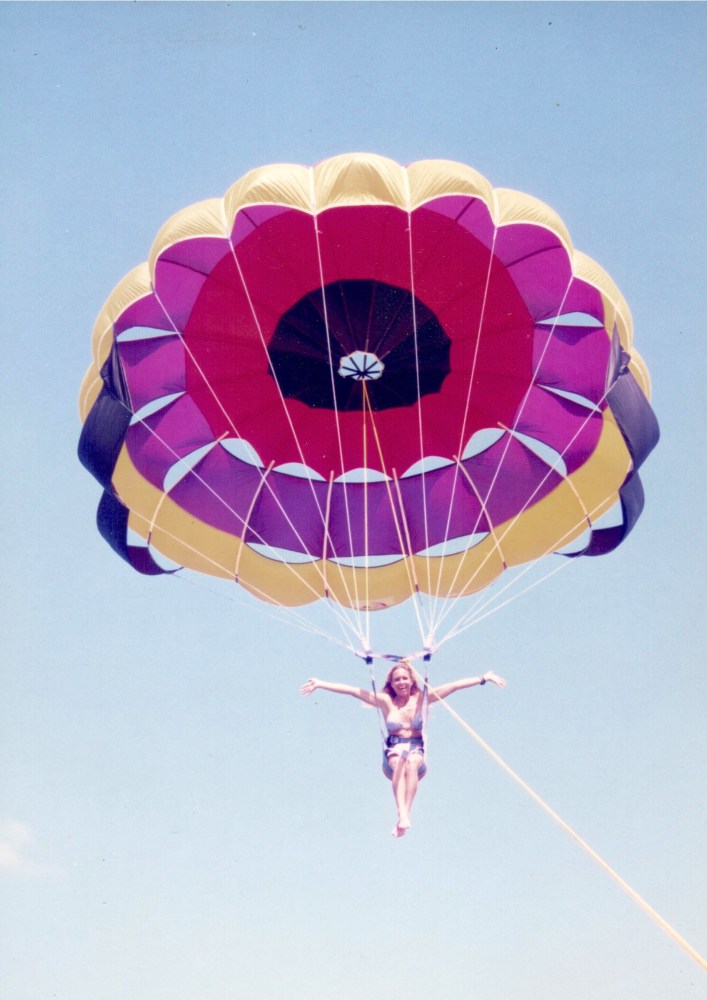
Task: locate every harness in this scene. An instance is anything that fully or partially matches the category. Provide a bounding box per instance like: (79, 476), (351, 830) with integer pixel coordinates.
(366, 651), (432, 759)
(385, 734), (425, 749)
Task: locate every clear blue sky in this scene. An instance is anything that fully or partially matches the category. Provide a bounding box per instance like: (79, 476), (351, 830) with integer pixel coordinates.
(2, 3), (705, 998)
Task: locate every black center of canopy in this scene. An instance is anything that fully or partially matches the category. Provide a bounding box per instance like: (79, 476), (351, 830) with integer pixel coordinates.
(267, 279), (451, 411)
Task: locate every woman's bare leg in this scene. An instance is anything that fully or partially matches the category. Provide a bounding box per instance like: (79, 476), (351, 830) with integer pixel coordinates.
(390, 755), (424, 837)
(402, 756), (422, 823)
(389, 754), (408, 836)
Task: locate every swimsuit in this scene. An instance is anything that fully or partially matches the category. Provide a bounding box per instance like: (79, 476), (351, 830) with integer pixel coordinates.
(382, 709), (426, 780)
(385, 710), (424, 734)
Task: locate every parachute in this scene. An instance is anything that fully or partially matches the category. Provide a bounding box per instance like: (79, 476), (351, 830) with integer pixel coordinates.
(78, 154), (659, 650)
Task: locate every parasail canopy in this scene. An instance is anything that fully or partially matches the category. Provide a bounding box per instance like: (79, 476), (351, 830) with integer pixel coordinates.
(78, 154), (659, 630)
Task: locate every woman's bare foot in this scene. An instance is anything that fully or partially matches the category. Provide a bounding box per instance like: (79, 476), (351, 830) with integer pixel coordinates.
(391, 814), (411, 837)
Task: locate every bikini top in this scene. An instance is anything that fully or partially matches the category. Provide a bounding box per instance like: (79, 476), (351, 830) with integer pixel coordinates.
(386, 709), (424, 734)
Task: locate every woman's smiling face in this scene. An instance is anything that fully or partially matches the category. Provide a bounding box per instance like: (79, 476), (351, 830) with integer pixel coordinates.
(391, 666), (413, 699)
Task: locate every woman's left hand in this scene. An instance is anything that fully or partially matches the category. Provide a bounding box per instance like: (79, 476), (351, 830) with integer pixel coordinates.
(482, 671), (507, 688)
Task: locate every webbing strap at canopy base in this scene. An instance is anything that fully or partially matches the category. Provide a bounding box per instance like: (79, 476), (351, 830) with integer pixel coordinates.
(354, 647), (436, 666)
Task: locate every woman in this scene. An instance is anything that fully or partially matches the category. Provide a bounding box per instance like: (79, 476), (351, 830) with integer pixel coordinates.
(300, 661), (506, 838)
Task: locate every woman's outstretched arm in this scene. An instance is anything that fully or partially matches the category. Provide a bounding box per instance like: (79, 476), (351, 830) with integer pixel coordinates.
(300, 678), (381, 707)
(428, 671), (506, 703)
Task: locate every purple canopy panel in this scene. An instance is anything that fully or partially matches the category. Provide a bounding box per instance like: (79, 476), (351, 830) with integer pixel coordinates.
(532, 322), (610, 405)
(324, 479), (406, 559)
(153, 237), (232, 330)
(113, 293), (172, 338)
(398, 465), (488, 553)
(462, 435), (564, 529)
(497, 235), (573, 322)
(119, 336), (186, 412)
(126, 396), (217, 490)
(165, 448), (264, 545)
(515, 385), (604, 475)
(247, 472), (329, 556)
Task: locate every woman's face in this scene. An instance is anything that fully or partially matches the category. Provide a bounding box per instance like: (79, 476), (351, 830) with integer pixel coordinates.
(391, 667), (413, 699)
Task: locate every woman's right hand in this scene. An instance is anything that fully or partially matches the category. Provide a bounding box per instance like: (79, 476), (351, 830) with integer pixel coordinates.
(300, 678), (320, 697)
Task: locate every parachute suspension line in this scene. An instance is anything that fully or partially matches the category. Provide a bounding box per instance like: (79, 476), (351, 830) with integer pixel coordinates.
(426, 234), (605, 641)
(154, 282), (341, 602)
(457, 271), (574, 560)
(152, 287), (240, 441)
(122, 406), (363, 644)
(130, 416), (358, 633)
(431, 438), (575, 638)
(365, 654), (389, 746)
(428, 457), (508, 638)
(142, 439), (211, 545)
(432, 379), (629, 641)
(309, 175), (366, 633)
(146, 430), (229, 532)
(429, 223), (499, 624)
(361, 379), (372, 640)
(152, 275), (362, 635)
(461, 275), (575, 549)
(129, 501), (354, 649)
(360, 381), (433, 650)
(233, 459), (276, 580)
(170, 566), (359, 652)
(405, 198), (433, 592)
(320, 473), (335, 601)
(430, 266), (635, 640)
(230, 460), (360, 653)
(125, 503), (235, 578)
(230, 236), (362, 624)
(226, 224), (364, 629)
(225, 241), (329, 527)
(435, 697), (707, 974)
(316, 483), (369, 666)
(439, 559), (572, 646)
(391, 470), (436, 649)
(435, 477), (632, 646)
(441, 476), (627, 642)
(332, 602), (373, 660)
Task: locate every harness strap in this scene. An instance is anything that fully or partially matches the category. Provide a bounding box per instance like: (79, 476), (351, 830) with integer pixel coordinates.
(366, 655), (389, 746)
(420, 652), (431, 756)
